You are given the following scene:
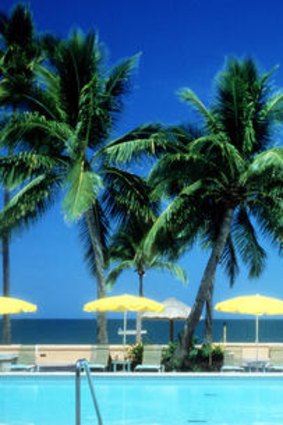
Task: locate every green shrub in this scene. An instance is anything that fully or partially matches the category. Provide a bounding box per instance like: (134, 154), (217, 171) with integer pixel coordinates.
(163, 340), (224, 372)
(162, 342), (181, 371)
(127, 342), (143, 368)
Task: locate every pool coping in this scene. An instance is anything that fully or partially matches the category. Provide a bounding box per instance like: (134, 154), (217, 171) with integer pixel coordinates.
(2, 371), (283, 378)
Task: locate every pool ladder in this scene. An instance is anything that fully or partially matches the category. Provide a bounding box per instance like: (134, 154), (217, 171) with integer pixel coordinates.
(75, 359), (103, 425)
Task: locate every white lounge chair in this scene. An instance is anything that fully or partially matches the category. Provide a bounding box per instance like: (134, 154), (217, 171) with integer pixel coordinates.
(266, 348), (283, 372)
(89, 345), (109, 371)
(10, 345), (36, 372)
(221, 349), (244, 372)
(134, 345), (164, 372)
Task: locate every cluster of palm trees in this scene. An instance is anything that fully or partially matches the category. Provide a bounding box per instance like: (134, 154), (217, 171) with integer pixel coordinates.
(0, 4), (282, 367)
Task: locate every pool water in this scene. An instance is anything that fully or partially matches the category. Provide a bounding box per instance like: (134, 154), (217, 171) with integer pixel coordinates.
(1, 375), (283, 425)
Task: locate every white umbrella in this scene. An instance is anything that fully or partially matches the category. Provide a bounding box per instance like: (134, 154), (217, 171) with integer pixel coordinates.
(142, 297), (192, 342)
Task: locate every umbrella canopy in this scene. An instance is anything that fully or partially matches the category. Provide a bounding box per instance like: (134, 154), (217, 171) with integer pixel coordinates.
(142, 297), (191, 342)
(84, 294), (164, 314)
(142, 297), (191, 320)
(215, 294), (283, 345)
(215, 295), (283, 316)
(0, 296), (37, 314)
(84, 294), (164, 351)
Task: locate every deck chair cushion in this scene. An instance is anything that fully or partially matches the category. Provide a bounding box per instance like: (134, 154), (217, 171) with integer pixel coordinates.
(89, 345), (109, 371)
(10, 345), (36, 372)
(134, 345), (164, 372)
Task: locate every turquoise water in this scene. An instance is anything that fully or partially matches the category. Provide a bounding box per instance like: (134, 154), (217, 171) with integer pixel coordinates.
(1, 375), (283, 425)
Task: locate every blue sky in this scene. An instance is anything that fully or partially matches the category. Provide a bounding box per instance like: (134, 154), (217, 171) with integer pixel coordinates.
(1, 0), (282, 319)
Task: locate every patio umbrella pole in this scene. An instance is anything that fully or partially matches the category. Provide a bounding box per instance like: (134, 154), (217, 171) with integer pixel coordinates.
(256, 315), (259, 362)
(83, 294), (164, 364)
(123, 311), (127, 360)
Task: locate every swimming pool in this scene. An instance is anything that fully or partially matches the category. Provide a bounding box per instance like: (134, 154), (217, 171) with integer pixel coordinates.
(1, 374), (283, 425)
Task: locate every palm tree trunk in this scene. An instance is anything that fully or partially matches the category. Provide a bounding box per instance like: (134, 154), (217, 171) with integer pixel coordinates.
(2, 187), (11, 344)
(173, 208), (234, 367)
(85, 209), (108, 344)
(136, 272), (144, 343)
(204, 285), (213, 343)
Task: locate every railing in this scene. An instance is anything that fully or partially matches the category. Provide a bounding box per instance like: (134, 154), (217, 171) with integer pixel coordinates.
(75, 359), (103, 425)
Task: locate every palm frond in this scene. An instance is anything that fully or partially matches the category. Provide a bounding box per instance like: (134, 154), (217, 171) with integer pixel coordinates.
(234, 207), (267, 278)
(107, 230), (139, 264)
(151, 260), (187, 284)
(63, 161), (103, 222)
(178, 88), (219, 132)
(104, 54), (139, 103)
(220, 235), (239, 287)
(102, 167), (157, 224)
(3, 4), (35, 48)
(75, 75), (108, 151)
(42, 30), (102, 126)
(106, 260), (135, 288)
(249, 148), (283, 174)
(0, 173), (59, 236)
(144, 181), (203, 253)
(78, 200), (110, 276)
(249, 197), (283, 252)
(102, 124), (167, 164)
(0, 112), (72, 151)
(0, 152), (57, 189)
(260, 93), (283, 121)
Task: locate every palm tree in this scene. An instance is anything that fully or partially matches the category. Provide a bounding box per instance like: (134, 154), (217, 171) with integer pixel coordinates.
(150, 59), (283, 364)
(0, 30), (153, 343)
(106, 217), (187, 341)
(103, 58), (283, 366)
(0, 4), (39, 343)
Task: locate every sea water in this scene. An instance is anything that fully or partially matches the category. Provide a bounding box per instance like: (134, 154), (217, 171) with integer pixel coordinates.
(1, 318), (283, 344)
(1, 375), (283, 425)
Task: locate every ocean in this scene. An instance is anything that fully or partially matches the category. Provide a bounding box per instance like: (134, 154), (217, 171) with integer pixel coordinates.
(1, 318), (283, 344)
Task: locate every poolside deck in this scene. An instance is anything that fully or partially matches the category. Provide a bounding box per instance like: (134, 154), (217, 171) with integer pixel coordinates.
(0, 343), (283, 372)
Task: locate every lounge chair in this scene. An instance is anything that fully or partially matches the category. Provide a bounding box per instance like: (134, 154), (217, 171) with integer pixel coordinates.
(241, 347), (270, 372)
(10, 345), (36, 372)
(221, 348), (245, 372)
(266, 347), (283, 372)
(134, 345), (165, 372)
(89, 345), (109, 371)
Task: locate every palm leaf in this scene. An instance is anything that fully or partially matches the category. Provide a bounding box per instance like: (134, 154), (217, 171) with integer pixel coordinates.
(249, 148), (283, 174)
(220, 235), (239, 287)
(144, 181), (203, 253)
(178, 88), (219, 132)
(102, 167), (157, 224)
(78, 200), (110, 276)
(0, 112), (72, 151)
(234, 207), (267, 278)
(63, 161), (103, 221)
(260, 93), (283, 120)
(105, 260), (135, 288)
(0, 173), (59, 236)
(151, 260), (187, 284)
(104, 54), (139, 102)
(102, 124), (167, 164)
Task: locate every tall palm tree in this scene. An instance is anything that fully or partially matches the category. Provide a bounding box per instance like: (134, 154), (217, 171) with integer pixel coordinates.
(106, 217), (187, 341)
(150, 59), (283, 364)
(0, 4), (39, 343)
(0, 30), (153, 343)
(103, 58), (283, 366)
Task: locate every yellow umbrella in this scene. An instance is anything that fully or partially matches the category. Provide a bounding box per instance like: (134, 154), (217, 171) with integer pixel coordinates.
(0, 296), (37, 314)
(215, 294), (283, 344)
(84, 294), (164, 348)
